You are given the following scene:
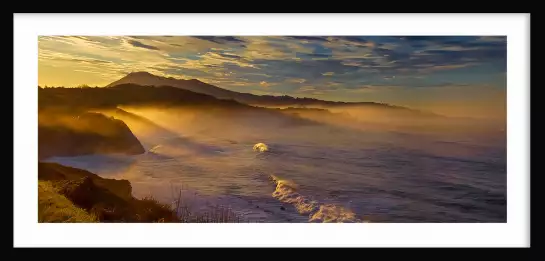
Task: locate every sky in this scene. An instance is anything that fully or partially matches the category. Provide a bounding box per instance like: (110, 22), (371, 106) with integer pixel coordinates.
(38, 36), (507, 118)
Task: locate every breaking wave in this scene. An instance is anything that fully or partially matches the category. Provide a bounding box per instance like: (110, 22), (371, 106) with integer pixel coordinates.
(253, 143), (269, 152)
(149, 145), (162, 153)
(269, 175), (364, 223)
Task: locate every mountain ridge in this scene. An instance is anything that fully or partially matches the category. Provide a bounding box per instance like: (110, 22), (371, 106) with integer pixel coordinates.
(106, 71), (430, 113)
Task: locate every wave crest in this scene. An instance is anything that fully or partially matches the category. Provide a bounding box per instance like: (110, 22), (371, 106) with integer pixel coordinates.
(149, 145), (162, 153)
(269, 175), (364, 223)
(253, 143), (269, 152)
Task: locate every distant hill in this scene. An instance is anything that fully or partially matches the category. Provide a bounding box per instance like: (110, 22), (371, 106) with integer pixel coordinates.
(40, 75), (442, 123)
(39, 83), (250, 112)
(106, 72), (430, 112)
(107, 72), (243, 101)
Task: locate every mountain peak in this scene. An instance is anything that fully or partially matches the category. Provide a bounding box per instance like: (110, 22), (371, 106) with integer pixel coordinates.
(106, 71), (232, 97)
(127, 71), (155, 77)
(105, 71), (421, 114)
(187, 78), (205, 84)
(124, 71), (204, 83)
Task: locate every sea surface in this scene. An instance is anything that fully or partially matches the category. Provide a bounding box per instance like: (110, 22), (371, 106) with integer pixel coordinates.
(46, 109), (507, 222)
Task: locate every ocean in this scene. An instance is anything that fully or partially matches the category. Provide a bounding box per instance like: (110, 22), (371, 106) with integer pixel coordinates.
(45, 107), (507, 223)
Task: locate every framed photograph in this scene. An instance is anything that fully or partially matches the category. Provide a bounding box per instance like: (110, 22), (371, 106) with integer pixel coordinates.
(13, 13), (530, 248)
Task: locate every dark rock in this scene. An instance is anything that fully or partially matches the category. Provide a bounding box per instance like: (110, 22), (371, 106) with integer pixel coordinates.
(59, 176), (102, 210)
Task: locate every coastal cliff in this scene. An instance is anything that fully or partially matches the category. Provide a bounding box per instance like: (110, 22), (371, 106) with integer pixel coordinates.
(38, 111), (145, 159)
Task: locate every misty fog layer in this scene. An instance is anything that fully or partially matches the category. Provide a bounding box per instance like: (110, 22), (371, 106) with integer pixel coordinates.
(47, 105), (506, 222)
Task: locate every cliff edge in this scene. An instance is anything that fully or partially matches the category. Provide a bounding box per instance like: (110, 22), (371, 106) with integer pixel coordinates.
(38, 111), (146, 159)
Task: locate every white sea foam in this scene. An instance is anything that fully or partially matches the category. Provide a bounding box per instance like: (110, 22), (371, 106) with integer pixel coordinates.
(253, 143), (269, 152)
(149, 145), (162, 153)
(269, 174), (363, 223)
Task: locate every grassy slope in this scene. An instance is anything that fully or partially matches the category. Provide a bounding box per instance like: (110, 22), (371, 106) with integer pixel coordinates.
(38, 162), (178, 223)
(38, 181), (98, 223)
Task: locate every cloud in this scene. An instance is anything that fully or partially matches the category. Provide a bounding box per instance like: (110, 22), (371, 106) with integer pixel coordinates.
(176, 51), (258, 72)
(353, 85), (401, 91)
(296, 86), (317, 93)
(286, 78), (307, 84)
(192, 36), (246, 45)
(218, 52), (242, 59)
(238, 36), (315, 61)
(476, 36), (507, 43)
(39, 36), (506, 104)
(260, 81), (273, 88)
(127, 40), (160, 50)
(39, 51), (113, 65)
(327, 36), (377, 48)
(65, 58), (112, 64)
(420, 63), (478, 72)
(285, 36), (329, 42)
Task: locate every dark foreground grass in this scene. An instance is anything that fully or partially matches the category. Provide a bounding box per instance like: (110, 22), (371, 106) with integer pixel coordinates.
(169, 187), (246, 223)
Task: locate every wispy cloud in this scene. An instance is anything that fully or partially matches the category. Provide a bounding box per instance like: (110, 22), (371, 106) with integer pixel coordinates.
(192, 36), (246, 45)
(39, 35), (506, 104)
(126, 39), (160, 50)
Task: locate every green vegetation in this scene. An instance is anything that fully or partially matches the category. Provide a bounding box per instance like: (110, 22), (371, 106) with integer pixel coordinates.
(38, 181), (98, 223)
